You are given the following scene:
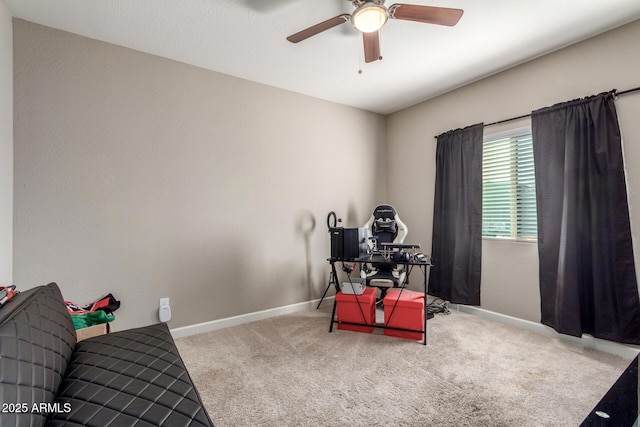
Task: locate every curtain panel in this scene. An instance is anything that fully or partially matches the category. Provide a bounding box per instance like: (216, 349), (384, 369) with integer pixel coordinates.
(428, 123), (483, 305)
(532, 92), (640, 344)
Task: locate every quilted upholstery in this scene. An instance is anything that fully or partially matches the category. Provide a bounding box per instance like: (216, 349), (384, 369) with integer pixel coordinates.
(46, 323), (214, 427)
(0, 283), (214, 427)
(0, 283), (77, 427)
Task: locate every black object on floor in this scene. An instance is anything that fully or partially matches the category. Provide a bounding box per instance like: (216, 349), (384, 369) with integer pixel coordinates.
(581, 354), (638, 426)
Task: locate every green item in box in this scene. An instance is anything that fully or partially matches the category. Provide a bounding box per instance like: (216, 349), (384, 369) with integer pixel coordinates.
(71, 310), (115, 330)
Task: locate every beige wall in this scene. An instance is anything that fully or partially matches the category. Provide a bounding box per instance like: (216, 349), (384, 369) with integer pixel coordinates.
(387, 19), (640, 322)
(12, 16), (640, 330)
(0, 3), (11, 284)
(13, 20), (387, 329)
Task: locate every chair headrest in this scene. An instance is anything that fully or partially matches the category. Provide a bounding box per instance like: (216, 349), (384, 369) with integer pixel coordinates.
(373, 204), (397, 220)
(372, 204), (398, 241)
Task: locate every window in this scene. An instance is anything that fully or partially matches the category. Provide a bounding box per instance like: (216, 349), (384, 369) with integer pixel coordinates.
(482, 127), (537, 240)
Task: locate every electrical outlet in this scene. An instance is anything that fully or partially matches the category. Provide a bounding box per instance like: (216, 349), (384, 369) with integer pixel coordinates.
(159, 297), (170, 307)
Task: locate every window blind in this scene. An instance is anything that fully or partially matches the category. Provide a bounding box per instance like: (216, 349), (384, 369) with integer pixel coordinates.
(482, 133), (537, 239)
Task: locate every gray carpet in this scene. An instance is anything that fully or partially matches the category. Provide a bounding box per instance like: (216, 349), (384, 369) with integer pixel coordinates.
(175, 306), (630, 426)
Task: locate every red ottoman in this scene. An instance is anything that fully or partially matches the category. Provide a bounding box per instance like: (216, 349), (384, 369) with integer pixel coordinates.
(383, 289), (425, 340)
(335, 287), (376, 333)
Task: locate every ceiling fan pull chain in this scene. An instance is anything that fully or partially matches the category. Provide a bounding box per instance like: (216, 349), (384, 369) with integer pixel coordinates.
(357, 35), (363, 74)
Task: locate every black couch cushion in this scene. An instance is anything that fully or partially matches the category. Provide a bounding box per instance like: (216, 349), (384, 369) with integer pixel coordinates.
(47, 323), (214, 427)
(0, 283), (77, 427)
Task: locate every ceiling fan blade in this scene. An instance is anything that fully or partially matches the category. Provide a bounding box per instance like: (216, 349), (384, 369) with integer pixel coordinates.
(287, 14), (350, 43)
(388, 4), (463, 26)
(363, 31), (381, 63)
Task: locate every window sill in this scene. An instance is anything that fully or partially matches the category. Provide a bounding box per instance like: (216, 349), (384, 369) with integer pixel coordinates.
(482, 236), (537, 244)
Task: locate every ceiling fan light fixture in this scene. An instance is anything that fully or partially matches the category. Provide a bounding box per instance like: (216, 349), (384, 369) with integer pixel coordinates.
(352, 3), (388, 33)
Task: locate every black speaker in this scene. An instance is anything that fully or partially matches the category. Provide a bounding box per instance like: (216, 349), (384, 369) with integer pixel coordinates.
(330, 227), (368, 259)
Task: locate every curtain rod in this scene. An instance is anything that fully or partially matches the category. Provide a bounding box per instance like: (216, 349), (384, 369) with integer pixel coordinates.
(433, 85), (640, 139)
(616, 86), (640, 96)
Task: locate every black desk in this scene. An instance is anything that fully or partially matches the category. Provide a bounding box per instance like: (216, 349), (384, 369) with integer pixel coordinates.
(327, 256), (432, 345)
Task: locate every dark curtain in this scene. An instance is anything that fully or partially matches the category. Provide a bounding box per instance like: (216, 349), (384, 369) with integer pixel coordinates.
(429, 123), (483, 305)
(532, 92), (640, 344)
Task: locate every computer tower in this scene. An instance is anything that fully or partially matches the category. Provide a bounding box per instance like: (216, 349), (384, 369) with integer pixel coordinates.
(330, 227), (368, 259)
(330, 227), (344, 259)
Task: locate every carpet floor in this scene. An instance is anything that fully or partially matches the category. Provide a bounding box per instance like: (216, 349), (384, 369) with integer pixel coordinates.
(175, 305), (630, 426)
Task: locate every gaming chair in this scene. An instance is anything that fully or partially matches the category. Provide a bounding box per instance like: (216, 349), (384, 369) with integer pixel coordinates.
(360, 204), (408, 299)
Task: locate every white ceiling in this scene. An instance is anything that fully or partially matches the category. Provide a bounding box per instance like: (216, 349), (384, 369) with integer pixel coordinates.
(4, 0), (640, 114)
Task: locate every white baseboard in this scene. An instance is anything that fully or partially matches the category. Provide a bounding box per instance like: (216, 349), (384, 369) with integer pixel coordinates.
(170, 296), (640, 360)
(170, 296), (335, 339)
(452, 304), (640, 360)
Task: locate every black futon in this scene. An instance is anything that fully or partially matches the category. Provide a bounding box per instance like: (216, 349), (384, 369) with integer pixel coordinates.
(0, 282), (214, 427)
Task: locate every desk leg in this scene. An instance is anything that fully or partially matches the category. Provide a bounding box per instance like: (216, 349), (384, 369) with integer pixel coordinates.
(423, 308), (427, 345)
(423, 265), (428, 346)
(329, 298), (337, 333)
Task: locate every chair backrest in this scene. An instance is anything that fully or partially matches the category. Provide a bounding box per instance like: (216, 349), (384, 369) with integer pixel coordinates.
(363, 204), (407, 245)
(361, 205), (409, 280)
(373, 208), (397, 244)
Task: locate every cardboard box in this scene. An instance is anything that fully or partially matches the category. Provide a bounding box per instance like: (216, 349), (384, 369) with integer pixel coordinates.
(76, 323), (110, 341)
(383, 289), (425, 340)
(335, 287), (376, 333)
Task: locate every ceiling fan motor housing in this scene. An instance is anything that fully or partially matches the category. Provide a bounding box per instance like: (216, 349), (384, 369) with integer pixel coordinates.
(351, 0), (386, 6)
(351, 0), (388, 33)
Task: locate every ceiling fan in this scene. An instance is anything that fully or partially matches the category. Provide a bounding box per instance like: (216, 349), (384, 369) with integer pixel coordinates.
(286, 0), (463, 63)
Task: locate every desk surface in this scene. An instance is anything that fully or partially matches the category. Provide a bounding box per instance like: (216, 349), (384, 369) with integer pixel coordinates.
(379, 243), (421, 249)
(328, 256), (432, 266)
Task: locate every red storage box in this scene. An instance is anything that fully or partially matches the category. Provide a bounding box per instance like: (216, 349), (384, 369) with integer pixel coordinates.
(335, 287), (376, 333)
(383, 289), (425, 340)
